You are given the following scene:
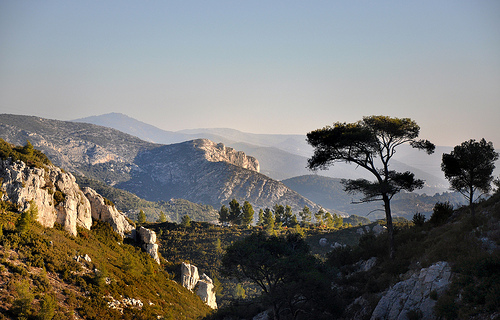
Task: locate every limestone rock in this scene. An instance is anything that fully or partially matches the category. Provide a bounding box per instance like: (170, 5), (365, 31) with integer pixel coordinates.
(0, 159), (92, 236)
(370, 261), (452, 320)
(137, 227), (160, 264)
(83, 187), (133, 237)
(197, 273), (217, 309)
(319, 238), (328, 247)
(194, 139), (260, 172)
(372, 224), (386, 235)
(181, 262), (199, 291)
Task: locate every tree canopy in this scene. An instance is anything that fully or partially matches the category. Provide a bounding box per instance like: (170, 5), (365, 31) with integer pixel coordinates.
(221, 232), (337, 319)
(441, 138), (498, 216)
(307, 115), (434, 258)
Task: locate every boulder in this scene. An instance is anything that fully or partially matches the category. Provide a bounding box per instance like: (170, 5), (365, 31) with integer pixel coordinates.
(137, 227), (160, 264)
(197, 273), (217, 309)
(370, 261), (452, 320)
(181, 262), (199, 291)
(372, 224), (386, 235)
(83, 187), (133, 237)
(319, 238), (328, 247)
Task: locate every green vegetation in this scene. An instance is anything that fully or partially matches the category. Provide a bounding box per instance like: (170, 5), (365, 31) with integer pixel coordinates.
(307, 116), (435, 258)
(0, 201), (212, 319)
(75, 175), (218, 223)
(442, 138), (499, 216)
(221, 233), (340, 319)
(0, 139), (52, 168)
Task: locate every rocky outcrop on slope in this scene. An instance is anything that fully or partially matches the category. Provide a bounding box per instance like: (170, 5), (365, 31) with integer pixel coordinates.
(181, 262), (217, 309)
(181, 262), (200, 291)
(83, 187), (134, 237)
(193, 139), (259, 172)
(136, 227), (160, 264)
(197, 273), (217, 309)
(370, 261), (452, 320)
(0, 114), (320, 212)
(0, 158), (92, 236)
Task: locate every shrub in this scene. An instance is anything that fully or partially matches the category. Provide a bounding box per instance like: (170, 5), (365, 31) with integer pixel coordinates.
(412, 212), (426, 227)
(11, 279), (34, 318)
(38, 294), (57, 320)
(429, 202), (454, 226)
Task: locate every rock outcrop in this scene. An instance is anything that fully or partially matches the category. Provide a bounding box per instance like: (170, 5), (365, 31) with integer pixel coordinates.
(0, 158), (159, 265)
(181, 262), (200, 291)
(197, 273), (217, 309)
(370, 261), (452, 320)
(181, 262), (217, 309)
(0, 158), (92, 236)
(137, 227), (160, 264)
(194, 139), (260, 172)
(83, 187), (133, 237)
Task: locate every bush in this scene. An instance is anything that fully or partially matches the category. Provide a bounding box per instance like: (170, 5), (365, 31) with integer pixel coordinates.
(429, 202), (454, 226)
(412, 212), (426, 227)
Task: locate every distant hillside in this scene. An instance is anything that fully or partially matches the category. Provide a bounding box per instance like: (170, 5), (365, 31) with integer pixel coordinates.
(0, 114), (320, 214)
(282, 175), (466, 220)
(73, 113), (453, 193)
(75, 175), (218, 223)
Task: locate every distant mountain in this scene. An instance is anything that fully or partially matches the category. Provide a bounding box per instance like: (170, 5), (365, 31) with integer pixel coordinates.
(73, 112), (227, 145)
(73, 113), (452, 192)
(0, 114), (320, 214)
(282, 175), (466, 221)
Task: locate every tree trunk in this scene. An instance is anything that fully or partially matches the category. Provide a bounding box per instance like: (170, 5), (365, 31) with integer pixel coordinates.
(382, 194), (395, 259)
(469, 185), (475, 217)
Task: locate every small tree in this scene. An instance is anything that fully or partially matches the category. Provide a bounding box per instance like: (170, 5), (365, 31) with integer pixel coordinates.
(137, 210), (146, 224)
(257, 209), (264, 226)
(263, 208), (275, 232)
(158, 211), (167, 223)
(242, 201), (254, 227)
(299, 206), (312, 227)
(442, 138), (499, 217)
(16, 201), (38, 234)
(307, 116), (434, 258)
(219, 205), (230, 225)
(314, 209), (325, 227)
(229, 199), (242, 225)
(181, 215), (191, 227)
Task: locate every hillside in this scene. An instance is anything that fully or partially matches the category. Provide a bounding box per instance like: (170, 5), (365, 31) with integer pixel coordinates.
(75, 175), (218, 223)
(0, 210), (212, 319)
(282, 175), (466, 220)
(0, 114), (320, 214)
(74, 113), (456, 193)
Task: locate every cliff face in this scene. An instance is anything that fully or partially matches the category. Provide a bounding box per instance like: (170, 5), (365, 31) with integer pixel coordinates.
(0, 158), (92, 236)
(0, 158), (135, 237)
(0, 115), (320, 212)
(193, 139), (259, 172)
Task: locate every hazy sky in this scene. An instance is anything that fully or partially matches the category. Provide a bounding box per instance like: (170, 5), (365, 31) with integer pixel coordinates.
(1, 1), (499, 147)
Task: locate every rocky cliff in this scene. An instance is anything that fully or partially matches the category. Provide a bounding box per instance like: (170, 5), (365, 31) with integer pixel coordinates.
(0, 158), (92, 236)
(0, 156), (163, 264)
(0, 114), (320, 212)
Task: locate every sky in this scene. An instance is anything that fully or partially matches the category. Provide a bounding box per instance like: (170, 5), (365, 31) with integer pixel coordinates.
(1, 1), (499, 147)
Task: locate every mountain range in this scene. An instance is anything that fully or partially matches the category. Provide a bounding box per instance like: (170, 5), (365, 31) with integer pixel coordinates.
(74, 113), (455, 194)
(0, 114), (319, 217)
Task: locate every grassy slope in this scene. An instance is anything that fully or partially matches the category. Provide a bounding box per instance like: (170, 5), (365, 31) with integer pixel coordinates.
(0, 209), (212, 320)
(75, 175), (218, 223)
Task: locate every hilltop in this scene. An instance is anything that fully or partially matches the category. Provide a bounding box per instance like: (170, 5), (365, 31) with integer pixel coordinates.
(0, 114), (320, 215)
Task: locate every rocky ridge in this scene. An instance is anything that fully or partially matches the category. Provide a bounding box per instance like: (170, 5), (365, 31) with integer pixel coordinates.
(0, 157), (160, 263)
(0, 114), (320, 212)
